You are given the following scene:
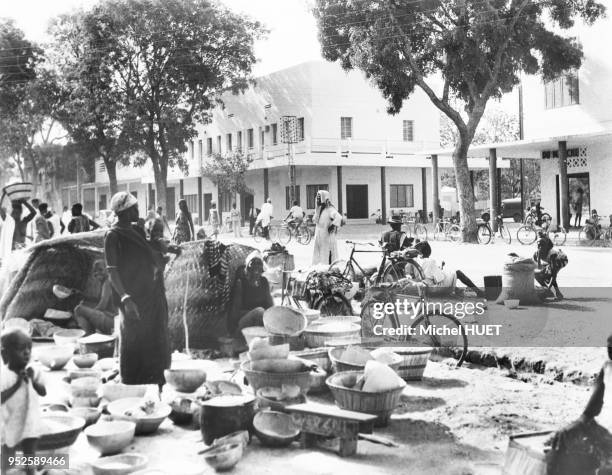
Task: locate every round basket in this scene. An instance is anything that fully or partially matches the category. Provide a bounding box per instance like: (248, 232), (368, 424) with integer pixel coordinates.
(240, 361), (312, 394)
(328, 347), (402, 373)
(303, 322), (360, 348)
(2, 182), (33, 203)
(326, 371), (404, 427)
(393, 347), (432, 381)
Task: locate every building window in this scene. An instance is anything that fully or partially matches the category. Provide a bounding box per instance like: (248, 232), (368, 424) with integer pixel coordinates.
(340, 117), (352, 139)
(206, 137), (213, 156)
(217, 135), (222, 153)
(297, 117), (305, 142)
(190, 140), (195, 159)
(247, 128), (254, 149)
(237, 131), (242, 152)
(390, 184), (414, 208)
(306, 184), (328, 209)
(272, 123), (278, 145)
(260, 127), (265, 151)
(226, 133), (232, 151)
(285, 186), (301, 209)
(198, 139), (203, 160)
(544, 72), (579, 109)
(403, 120), (414, 142)
(183, 194), (198, 215)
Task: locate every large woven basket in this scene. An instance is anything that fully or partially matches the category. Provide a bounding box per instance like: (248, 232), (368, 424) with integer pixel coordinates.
(328, 347), (402, 373)
(2, 182), (33, 203)
(326, 371), (404, 427)
(240, 361), (312, 394)
(393, 347), (432, 381)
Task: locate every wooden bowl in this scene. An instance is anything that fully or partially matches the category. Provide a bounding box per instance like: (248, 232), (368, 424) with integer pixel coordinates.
(203, 442), (243, 471)
(163, 368), (206, 393)
(85, 420), (136, 455)
(73, 353), (99, 369)
(263, 306), (308, 337)
(53, 329), (85, 347)
(106, 398), (171, 435)
(35, 345), (74, 370)
(92, 453), (148, 475)
(37, 414), (85, 451)
(253, 410), (300, 447)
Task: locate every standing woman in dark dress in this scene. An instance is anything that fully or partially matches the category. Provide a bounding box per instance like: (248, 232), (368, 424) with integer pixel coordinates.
(173, 199), (194, 244)
(104, 192), (170, 388)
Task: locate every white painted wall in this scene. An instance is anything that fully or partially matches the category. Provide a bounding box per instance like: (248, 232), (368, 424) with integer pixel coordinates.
(522, 16), (612, 139)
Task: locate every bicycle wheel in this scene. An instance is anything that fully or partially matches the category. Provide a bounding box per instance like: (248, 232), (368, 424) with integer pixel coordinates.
(408, 313), (468, 366)
(499, 224), (512, 244)
(550, 227), (566, 246)
(313, 293), (353, 316)
(415, 224), (428, 241)
(360, 299), (402, 342)
(380, 262), (405, 284)
(477, 224), (491, 244)
(516, 226), (537, 245)
(448, 224), (462, 242)
(276, 226), (291, 245)
(433, 224), (444, 241)
(296, 225), (312, 245)
(253, 225), (264, 243)
(578, 226), (596, 243)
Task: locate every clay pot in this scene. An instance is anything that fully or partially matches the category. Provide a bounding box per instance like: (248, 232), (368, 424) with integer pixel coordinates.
(199, 395), (256, 446)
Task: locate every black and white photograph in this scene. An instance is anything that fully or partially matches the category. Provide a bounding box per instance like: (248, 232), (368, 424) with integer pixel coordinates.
(1, 0), (612, 473)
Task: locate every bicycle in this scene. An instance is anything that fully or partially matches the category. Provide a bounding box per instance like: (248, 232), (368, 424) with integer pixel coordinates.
(477, 214), (512, 244)
(516, 220), (567, 246)
(524, 206), (552, 226)
(401, 215), (428, 241)
(285, 219), (312, 245)
(433, 217), (461, 242)
(578, 213), (612, 244)
(253, 222), (291, 245)
(359, 266), (468, 367)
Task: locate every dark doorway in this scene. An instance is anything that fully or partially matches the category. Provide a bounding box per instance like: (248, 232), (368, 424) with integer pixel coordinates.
(204, 193), (212, 222)
(242, 193), (254, 223)
(166, 187), (176, 221)
(346, 185), (369, 219)
(569, 172), (590, 226)
(149, 187), (156, 209)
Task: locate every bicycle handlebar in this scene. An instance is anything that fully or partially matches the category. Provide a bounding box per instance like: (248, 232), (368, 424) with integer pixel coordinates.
(344, 240), (376, 246)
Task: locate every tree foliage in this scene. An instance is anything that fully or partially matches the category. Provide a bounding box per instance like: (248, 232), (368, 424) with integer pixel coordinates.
(68, 0), (266, 210)
(313, 0), (604, 240)
(202, 152), (254, 196)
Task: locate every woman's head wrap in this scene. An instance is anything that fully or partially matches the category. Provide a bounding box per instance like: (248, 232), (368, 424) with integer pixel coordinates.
(245, 250), (264, 270)
(110, 192), (137, 215)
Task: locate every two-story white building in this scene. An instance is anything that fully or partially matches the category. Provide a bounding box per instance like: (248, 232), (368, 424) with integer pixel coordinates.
(426, 15), (612, 229)
(82, 61), (492, 224)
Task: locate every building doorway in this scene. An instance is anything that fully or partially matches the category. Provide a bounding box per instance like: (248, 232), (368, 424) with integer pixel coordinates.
(242, 193), (254, 223)
(346, 184), (369, 219)
(203, 193), (212, 223)
(569, 172), (590, 226)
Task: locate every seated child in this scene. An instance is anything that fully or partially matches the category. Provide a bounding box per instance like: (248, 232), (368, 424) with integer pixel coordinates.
(74, 260), (117, 335)
(1, 328), (46, 475)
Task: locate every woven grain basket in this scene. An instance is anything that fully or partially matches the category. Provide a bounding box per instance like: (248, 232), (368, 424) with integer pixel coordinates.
(393, 347), (432, 381)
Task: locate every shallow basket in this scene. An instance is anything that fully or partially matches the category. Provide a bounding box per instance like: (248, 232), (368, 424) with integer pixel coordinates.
(240, 361), (312, 394)
(2, 182), (33, 202)
(326, 371), (404, 427)
(393, 347), (432, 381)
(328, 347), (402, 374)
(303, 323), (360, 348)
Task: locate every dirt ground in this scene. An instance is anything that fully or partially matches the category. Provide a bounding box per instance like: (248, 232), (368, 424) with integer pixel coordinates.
(40, 356), (596, 475)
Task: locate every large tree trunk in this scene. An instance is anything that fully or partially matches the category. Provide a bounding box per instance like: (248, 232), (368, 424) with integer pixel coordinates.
(452, 136), (478, 243)
(152, 159), (168, 217)
(104, 157), (119, 196)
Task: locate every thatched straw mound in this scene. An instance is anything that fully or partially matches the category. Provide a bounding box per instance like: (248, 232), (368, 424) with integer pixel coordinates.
(165, 239), (255, 350)
(0, 231), (106, 321)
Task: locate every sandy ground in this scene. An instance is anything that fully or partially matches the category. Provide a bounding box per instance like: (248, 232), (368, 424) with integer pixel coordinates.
(41, 357), (594, 475)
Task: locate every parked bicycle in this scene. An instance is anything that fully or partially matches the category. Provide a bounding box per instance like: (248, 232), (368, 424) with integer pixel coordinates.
(524, 205), (552, 226)
(359, 259), (468, 366)
(477, 213), (512, 244)
(433, 217), (461, 242)
(578, 211), (612, 244)
(401, 215), (428, 241)
(516, 220), (566, 246)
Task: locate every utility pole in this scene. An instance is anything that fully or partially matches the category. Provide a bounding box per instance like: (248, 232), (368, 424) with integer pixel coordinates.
(280, 116), (297, 203)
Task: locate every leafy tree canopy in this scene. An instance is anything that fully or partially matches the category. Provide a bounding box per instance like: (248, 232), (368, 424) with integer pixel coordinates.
(202, 152), (254, 196)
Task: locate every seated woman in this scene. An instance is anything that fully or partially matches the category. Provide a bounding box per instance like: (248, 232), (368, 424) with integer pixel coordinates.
(74, 260), (117, 335)
(408, 241), (485, 298)
(227, 252), (274, 339)
(546, 334), (612, 475)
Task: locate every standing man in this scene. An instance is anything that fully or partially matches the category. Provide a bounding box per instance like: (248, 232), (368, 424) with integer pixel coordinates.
(260, 198), (273, 239)
(230, 202), (242, 238)
(10, 200), (36, 250)
(104, 191), (170, 388)
(312, 190), (343, 265)
(248, 205), (257, 236)
(34, 203), (52, 243)
(61, 206), (72, 234)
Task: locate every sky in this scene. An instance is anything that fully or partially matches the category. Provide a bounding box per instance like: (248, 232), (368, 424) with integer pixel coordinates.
(0, 0), (324, 76)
